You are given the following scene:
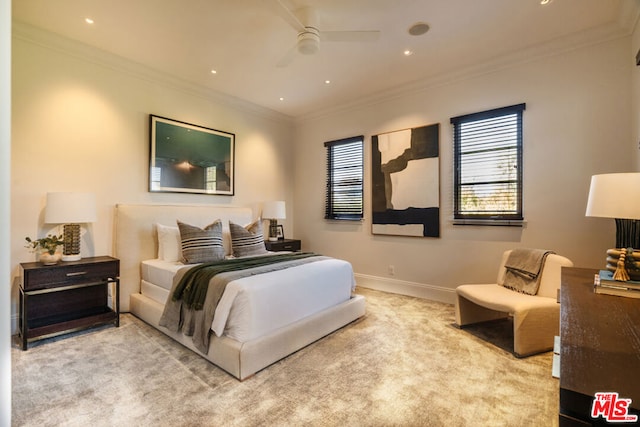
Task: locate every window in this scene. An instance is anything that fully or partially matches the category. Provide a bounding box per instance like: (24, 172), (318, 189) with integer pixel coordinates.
(205, 166), (217, 191)
(451, 103), (525, 223)
(325, 136), (364, 220)
(150, 166), (161, 191)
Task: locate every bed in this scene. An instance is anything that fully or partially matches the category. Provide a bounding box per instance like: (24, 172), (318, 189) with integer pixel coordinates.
(114, 204), (366, 380)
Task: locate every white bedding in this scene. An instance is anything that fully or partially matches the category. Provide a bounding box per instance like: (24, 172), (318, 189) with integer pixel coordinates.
(141, 258), (184, 290)
(141, 256), (356, 342)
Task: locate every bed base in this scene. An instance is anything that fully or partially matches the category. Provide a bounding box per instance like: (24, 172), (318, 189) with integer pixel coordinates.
(130, 293), (366, 380)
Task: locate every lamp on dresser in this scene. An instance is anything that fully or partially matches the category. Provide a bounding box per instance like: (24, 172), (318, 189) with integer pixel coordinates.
(585, 173), (640, 278)
(262, 200), (286, 242)
(45, 192), (97, 261)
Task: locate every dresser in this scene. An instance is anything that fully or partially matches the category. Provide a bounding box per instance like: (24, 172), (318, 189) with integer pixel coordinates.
(19, 256), (120, 350)
(559, 267), (640, 425)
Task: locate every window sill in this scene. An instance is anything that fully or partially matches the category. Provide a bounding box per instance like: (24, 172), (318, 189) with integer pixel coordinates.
(452, 219), (527, 227)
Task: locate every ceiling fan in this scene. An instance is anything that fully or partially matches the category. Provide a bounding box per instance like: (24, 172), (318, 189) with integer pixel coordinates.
(272, 0), (381, 67)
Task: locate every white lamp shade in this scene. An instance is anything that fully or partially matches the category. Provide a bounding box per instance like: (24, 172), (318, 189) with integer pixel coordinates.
(45, 192), (97, 224)
(586, 173), (640, 220)
(262, 201), (286, 220)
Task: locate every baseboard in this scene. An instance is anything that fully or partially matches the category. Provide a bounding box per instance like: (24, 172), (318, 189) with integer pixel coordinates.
(354, 273), (456, 305)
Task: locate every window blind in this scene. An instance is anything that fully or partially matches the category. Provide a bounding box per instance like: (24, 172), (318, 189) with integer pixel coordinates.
(451, 104), (525, 221)
(325, 136), (364, 220)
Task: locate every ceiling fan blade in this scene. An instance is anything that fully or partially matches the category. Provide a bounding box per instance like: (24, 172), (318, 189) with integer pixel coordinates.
(270, 0), (305, 32)
(276, 44), (298, 68)
(320, 30), (380, 43)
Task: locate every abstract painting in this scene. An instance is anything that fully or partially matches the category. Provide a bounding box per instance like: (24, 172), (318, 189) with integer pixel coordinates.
(371, 124), (440, 237)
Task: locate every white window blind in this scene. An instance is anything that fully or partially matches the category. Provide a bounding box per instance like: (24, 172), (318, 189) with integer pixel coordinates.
(451, 104), (525, 222)
(325, 136), (364, 220)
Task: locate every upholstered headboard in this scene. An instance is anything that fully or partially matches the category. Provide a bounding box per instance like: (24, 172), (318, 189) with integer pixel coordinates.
(114, 204), (253, 312)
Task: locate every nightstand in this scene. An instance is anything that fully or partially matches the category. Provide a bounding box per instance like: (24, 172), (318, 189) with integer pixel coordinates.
(264, 239), (301, 252)
(19, 256), (120, 350)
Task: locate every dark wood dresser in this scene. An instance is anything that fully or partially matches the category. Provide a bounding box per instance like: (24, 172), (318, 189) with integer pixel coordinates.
(559, 267), (640, 425)
(19, 256), (120, 350)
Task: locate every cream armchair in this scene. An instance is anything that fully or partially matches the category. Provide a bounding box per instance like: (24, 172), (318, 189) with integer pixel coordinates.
(455, 250), (573, 357)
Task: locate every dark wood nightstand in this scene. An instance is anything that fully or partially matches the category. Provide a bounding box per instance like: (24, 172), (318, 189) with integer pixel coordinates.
(264, 239), (301, 252)
(19, 256), (120, 350)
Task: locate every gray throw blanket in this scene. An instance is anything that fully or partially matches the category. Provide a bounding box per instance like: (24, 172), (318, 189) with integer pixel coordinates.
(158, 253), (328, 353)
(502, 248), (554, 295)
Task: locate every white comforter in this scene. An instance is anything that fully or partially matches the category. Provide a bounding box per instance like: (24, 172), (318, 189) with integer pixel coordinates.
(141, 257), (355, 342)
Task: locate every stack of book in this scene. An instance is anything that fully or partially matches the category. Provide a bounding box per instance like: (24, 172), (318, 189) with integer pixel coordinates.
(594, 270), (640, 298)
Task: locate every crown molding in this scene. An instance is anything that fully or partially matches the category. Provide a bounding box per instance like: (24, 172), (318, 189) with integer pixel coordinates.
(12, 22), (294, 126)
(12, 13), (634, 128)
(297, 19), (632, 124)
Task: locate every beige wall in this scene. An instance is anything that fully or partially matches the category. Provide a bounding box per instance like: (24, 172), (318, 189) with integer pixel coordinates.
(2, 0), (11, 422)
(293, 36), (633, 302)
(633, 11), (640, 168)
(10, 26), (294, 324)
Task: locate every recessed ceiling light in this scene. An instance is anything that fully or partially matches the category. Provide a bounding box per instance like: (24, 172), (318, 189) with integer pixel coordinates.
(325, 80), (331, 84)
(408, 22), (429, 36)
(211, 69), (217, 75)
(540, 0), (551, 4)
(279, 97), (284, 101)
(85, 18), (94, 24)
(404, 50), (414, 56)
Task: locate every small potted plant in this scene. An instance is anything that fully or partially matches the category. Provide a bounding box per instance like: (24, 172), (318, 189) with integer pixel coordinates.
(25, 234), (65, 264)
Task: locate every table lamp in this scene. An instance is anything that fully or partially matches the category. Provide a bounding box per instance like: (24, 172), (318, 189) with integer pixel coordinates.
(262, 201), (286, 242)
(585, 173), (640, 278)
(45, 192), (97, 261)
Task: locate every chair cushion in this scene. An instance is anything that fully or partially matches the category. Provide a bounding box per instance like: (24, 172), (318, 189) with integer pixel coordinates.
(456, 284), (557, 313)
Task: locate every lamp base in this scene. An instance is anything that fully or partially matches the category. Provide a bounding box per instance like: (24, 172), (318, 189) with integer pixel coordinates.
(614, 219), (640, 249)
(606, 248), (640, 281)
(268, 219), (279, 242)
(62, 254), (82, 262)
(63, 223), (82, 261)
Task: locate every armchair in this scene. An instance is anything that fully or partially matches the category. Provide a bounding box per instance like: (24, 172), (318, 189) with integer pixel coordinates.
(455, 250), (573, 357)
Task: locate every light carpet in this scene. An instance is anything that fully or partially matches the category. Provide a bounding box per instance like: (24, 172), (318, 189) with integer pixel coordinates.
(11, 288), (558, 426)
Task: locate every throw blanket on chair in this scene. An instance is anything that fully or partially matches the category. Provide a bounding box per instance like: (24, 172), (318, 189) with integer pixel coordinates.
(159, 252), (327, 353)
(502, 248), (554, 295)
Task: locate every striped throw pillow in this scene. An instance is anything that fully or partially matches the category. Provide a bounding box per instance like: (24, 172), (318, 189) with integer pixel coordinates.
(177, 220), (225, 264)
(229, 220), (268, 257)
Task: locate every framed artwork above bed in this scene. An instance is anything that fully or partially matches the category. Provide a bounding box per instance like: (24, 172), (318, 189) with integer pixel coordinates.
(149, 115), (235, 195)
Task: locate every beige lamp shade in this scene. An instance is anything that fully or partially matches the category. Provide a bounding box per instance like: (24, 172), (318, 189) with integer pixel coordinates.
(45, 192), (97, 224)
(262, 201), (286, 220)
(586, 173), (640, 251)
(586, 173), (640, 220)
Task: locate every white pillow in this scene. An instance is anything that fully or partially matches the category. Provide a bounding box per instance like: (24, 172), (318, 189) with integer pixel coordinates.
(156, 223), (181, 262)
